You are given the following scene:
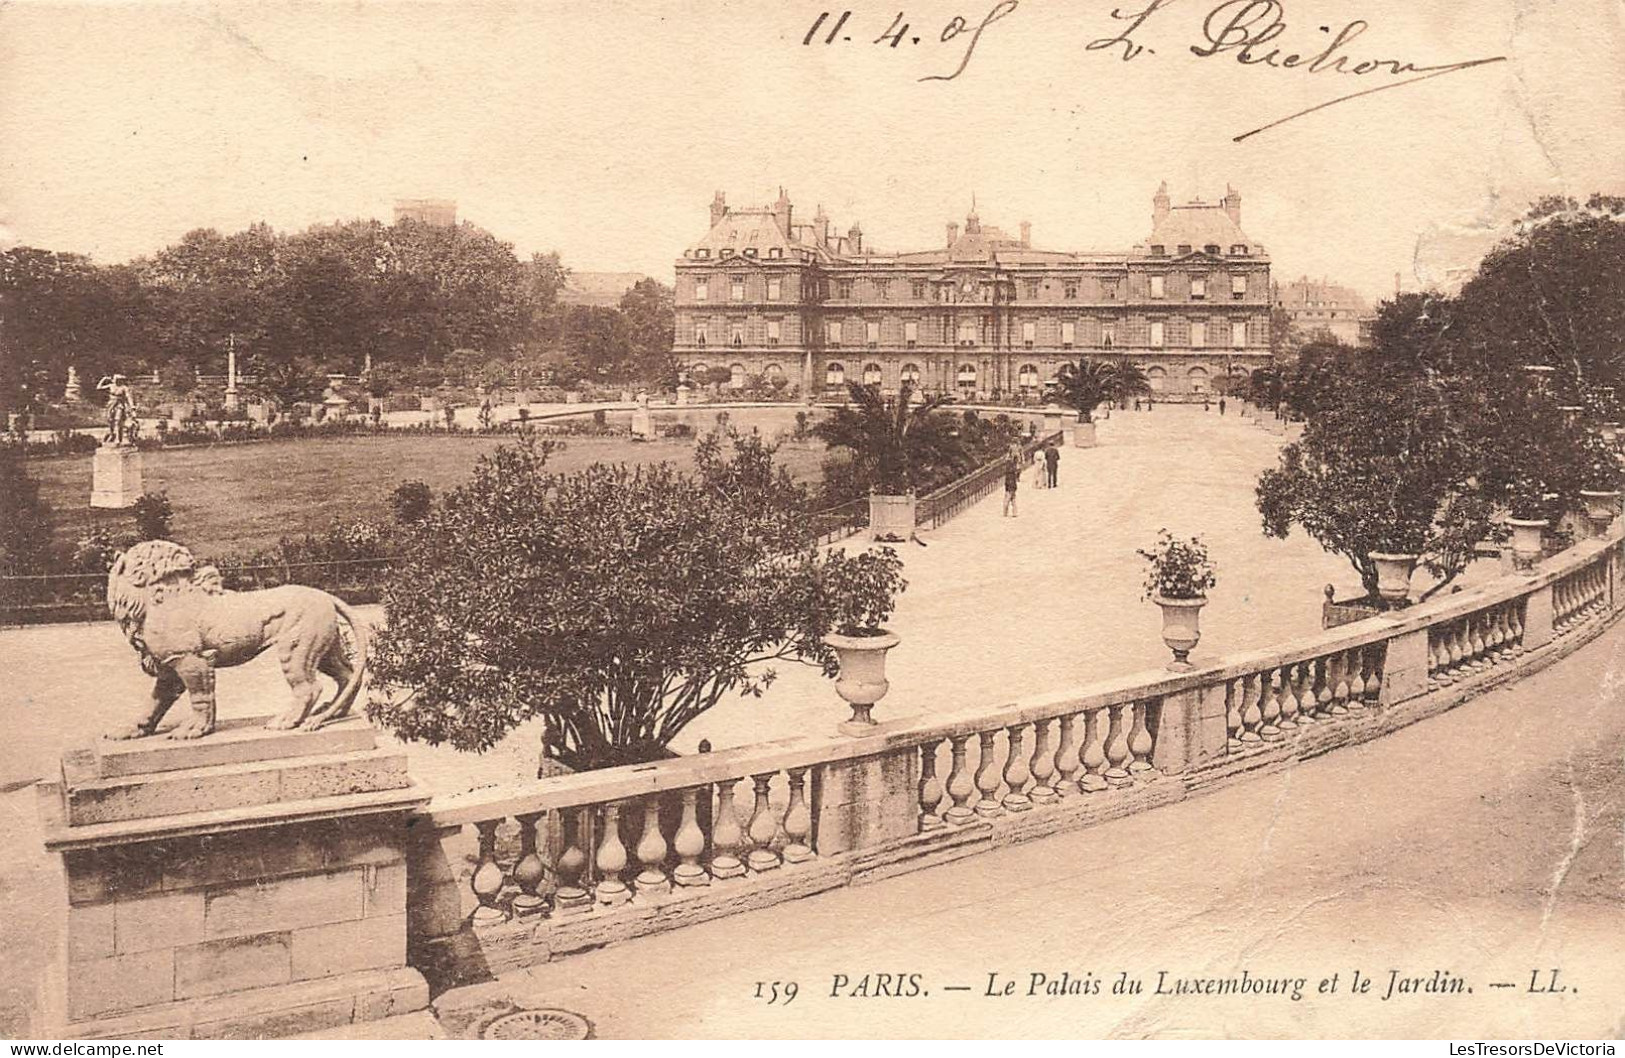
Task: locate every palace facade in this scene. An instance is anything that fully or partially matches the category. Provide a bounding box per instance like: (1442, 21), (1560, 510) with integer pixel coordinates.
(672, 183), (1273, 400)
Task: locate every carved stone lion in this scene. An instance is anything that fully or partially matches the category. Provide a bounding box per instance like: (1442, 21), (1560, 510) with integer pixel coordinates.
(106, 540), (370, 740)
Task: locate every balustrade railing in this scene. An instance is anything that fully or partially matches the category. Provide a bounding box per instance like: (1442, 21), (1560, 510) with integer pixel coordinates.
(1426, 596), (1526, 688)
(1553, 555), (1608, 634)
(1224, 641), (1387, 748)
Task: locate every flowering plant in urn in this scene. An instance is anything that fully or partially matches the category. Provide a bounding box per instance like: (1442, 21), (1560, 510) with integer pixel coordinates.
(823, 548), (908, 732)
(1139, 530), (1216, 670)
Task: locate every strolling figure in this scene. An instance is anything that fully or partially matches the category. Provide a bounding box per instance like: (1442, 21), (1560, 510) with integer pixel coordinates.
(1044, 441), (1059, 487)
(1219, 397), (1227, 416)
(1002, 458), (1020, 517)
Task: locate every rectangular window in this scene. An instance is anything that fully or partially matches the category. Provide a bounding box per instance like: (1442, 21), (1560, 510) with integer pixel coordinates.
(730, 323), (744, 347)
(1232, 321), (1247, 348)
(767, 320), (781, 346)
(837, 280), (853, 299)
(1150, 275), (1165, 299)
(1232, 274), (1248, 299)
(695, 323), (708, 347)
(1190, 321), (1206, 348)
(1022, 321), (1036, 348)
(1102, 324), (1115, 348)
(905, 320), (918, 347)
(767, 278), (781, 301)
(695, 279), (709, 301)
(867, 321), (880, 347)
(1104, 282), (1118, 300)
(1190, 276), (1207, 299)
(912, 280), (926, 299)
(1150, 321), (1165, 347)
(730, 276), (745, 301)
(828, 321), (843, 346)
(1023, 280), (1040, 299)
(1061, 321), (1075, 348)
(875, 281), (889, 300)
(958, 320), (977, 346)
(1064, 281), (1078, 300)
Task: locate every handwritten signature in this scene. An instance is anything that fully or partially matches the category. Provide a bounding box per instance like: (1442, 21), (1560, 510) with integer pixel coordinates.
(803, 0), (1508, 141)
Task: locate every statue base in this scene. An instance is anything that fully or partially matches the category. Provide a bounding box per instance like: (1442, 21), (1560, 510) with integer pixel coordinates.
(90, 444), (143, 509)
(36, 716), (429, 1039)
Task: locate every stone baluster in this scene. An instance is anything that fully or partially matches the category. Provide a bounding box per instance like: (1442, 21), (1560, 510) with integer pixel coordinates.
(1054, 714), (1081, 795)
(1329, 651), (1350, 714)
(1079, 707), (1110, 792)
(1443, 620), (1463, 678)
(1029, 718), (1058, 804)
(1225, 678), (1243, 748)
(1314, 655), (1334, 718)
(553, 807), (593, 913)
(1487, 605), (1508, 659)
(783, 767), (814, 862)
(633, 796), (670, 896)
(1292, 662), (1318, 724)
(1127, 700), (1157, 775)
(470, 818), (507, 925)
(1002, 725), (1032, 811)
(709, 778), (747, 879)
(918, 741), (946, 829)
(1346, 645), (1367, 704)
(1426, 630), (1442, 686)
(672, 787), (710, 887)
(594, 802), (631, 905)
(1104, 703), (1133, 787)
(944, 735), (976, 824)
(1362, 645), (1384, 705)
(974, 731), (1004, 817)
(1239, 672), (1263, 743)
(510, 811), (548, 915)
(746, 772), (781, 871)
(1468, 614), (1488, 670)
(1509, 599), (1525, 652)
(1276, 663), (1300, 732)
(1258, 670), (1282, 741)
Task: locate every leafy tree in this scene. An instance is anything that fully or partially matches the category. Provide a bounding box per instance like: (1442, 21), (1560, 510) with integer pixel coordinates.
(1105, 360), (1151, 405)
(0, 447), (52, 574)
(370, 432), (906, 770)
(132, 492), (174, 542)
(258, 357), (327, 412)
(813, 382), (960, 494)
(1054, 358), (1114, 422)
(388, 481), (434, 526)
(620, 278), (676, 382)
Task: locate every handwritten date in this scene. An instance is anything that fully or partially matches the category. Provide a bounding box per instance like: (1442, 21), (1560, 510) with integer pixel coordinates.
(802, 2), (1020, 82)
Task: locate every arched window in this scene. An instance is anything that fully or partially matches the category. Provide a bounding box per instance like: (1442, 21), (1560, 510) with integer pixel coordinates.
(900, 363), (921, 384)
(763, 363), (784, 380)
(863, 362), (883, 385)
(1187, 365), (1209, 394)
(730, 363), (746, 390)
(1019, 364), (1040, 389)
(825, 362), (846, 386)
(1146, 365), (1168, 392)
(957, 363), (977, 388)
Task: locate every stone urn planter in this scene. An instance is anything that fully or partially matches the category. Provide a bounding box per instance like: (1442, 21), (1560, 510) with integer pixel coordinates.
(1507, 517), (1548, 566)
(1579, 489), (1621, 532)
(1153, 595), (1206, 671)
(1369, 552), (1419, 606)
(869, 491), (917, 543)
(826, 630), (901, 734)
(1073, 420), (1097, 448)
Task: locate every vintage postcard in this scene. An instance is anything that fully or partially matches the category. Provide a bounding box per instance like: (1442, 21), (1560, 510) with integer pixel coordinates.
(2, 0), (1622, 1043)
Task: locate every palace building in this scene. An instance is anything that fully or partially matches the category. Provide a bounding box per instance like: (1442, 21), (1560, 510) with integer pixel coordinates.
(672, 183), (1273, 401)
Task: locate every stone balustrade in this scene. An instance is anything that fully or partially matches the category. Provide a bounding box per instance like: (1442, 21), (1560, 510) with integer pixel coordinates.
(407, 528), (1621, 984)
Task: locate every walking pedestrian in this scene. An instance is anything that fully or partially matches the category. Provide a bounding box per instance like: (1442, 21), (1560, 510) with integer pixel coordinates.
(1219, 397), (1227, 416)
(1002, 457), (1020, 517)
(1044, 441), (1059, 487)
(1133, 397), (1141, 411)
(1033, 446), (1047, 489)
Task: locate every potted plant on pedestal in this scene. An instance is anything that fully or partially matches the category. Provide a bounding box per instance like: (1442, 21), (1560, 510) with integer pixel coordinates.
(1139, 530), (1216, 671)
(1505, 475), (1551, 567)
(814, 380), (954, 543)
(1576, 431), (1623, 534)
(1054, 358), (1114, 448)
(822, 553), (908, 734)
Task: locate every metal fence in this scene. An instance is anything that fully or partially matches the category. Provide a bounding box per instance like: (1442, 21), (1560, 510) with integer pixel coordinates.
(915, 431), (1062, 532)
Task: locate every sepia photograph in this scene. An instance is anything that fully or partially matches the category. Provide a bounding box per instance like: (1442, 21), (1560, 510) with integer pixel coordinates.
(1, 0), (1623, 1043)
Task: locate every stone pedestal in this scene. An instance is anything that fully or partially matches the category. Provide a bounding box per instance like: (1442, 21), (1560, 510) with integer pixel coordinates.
(224, 386), (240, 411)
(37, 716), (428, 1040)
(91, 445), (143, 509)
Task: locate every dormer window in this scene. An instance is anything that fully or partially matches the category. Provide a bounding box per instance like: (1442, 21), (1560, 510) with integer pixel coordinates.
(1229, 244), (1247, 255)
(1204, 244), (1220, 255)
(720, 248), (734, 258)
(1150, 244), (1166, 256)
(744, 248), (758, 258)
(1177, 244), (1192, 255)
(768, 247), (783, 259)
(696, 248), (711, 258)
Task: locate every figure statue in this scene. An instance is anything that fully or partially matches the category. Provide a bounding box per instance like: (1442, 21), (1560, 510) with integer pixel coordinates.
(105, 540), (370, 740)
(96, 373), (135, 445)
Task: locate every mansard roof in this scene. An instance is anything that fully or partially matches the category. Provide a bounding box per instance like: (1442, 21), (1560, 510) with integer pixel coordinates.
(1142, 202), (1264, 255)
(690, 209), (795, 256)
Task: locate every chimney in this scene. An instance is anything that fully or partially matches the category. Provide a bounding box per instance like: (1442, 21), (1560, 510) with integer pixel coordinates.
(773, 187), (793, 238)
(814, 204), (831, 249)
(946, 221), (960, 247)
(848, 221), (863, 255)
(710, 191), (727, 228)
(1019, 221), (1031, 248)
(1222, 184), (1242, 226)
(1153, 181), (1171, 226)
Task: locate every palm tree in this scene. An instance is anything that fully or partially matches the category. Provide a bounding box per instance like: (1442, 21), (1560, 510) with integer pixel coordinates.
(1105, 360), (1151, 406)
(813, 381), (958, 494)
(1054, 358), (1114, 423)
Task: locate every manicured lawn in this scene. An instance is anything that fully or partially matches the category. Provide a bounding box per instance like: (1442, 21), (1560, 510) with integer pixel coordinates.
(27, 430), (829, 558)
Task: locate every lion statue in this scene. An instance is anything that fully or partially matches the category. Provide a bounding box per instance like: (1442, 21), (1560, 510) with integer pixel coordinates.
(106, 540), (370, 740)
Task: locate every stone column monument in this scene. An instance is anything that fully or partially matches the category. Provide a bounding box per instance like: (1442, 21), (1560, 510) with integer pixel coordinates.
(223, 338), (240, 410)
(91, 374), (143, 509)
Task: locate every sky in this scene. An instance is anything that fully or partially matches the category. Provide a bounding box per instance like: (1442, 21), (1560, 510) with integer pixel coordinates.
(2, 0), (1623, 302)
